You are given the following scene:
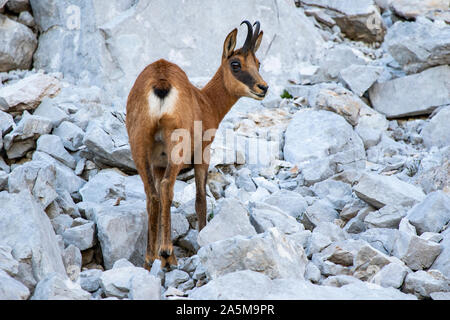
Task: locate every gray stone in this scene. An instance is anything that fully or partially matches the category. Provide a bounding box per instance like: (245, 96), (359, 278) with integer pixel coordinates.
(353, 244), (394, 281)
(299, 0), (386, 43)
(79, 169), (127, 204)
(420, 232), (444, 243)
(62, 221), (96, 251)
(62, 245), (81, 282)
(164, 270), (190, 289)
(314, 86), (367, 126)
(188, 270), (416, 300)
(0, 270), (30, 300)
(305, 262), (321, 283)
(322, 275), (363, 287)
(3, 112), (52, 151)
(51, 214), (73, 235)
(421, 106), (450, 149)
(91, 200), (147, 269)
(112, 258), (134, 269)
(284, 110), (365, 182)
(311, 45), (367, 84)
(32, 273), (90, 300)
(369, 65), (450, 118)
(249, 202), (303, 235)
(430, 292), (450, 300)
(0, 245), (19, 276)
(33, 100), (69, 128)
(364, 205), (407, 229)
(8, 160), (58, 210)
(32, 151), (86, 194)
(198, 228), (308, 280)
(385, 19), (450, 74)
(55, 189), (80, 218)
(354, 112), (389, 149)
(302, 199), (339, 230)
(235, 168), (256, 192)
(0, 14), (37, 73)
(390, 0), (450, 20)
(6, 139), (35, 159)
(407, 191), (450, 235)
(37, 134), (77, 169)
(353, 173), (425, 209)
(83, 115), (135, 172)
(178, 229), (200, 253)
(311, 179), (353, 210)
(403, 270), (450, 299)
(392, 231), (442, 271)
(370, 262), (409, 289)
(80, 269), (103, 293)
(197, 198), (256, 247)
(263, 190), (307, 219)
(128, 271), (161, 300)
(0, 110), (14, 135)
(53, 121), (85, 152)
(18, 11), (35, 28)
(358, 228), (399, 255)
(100, 265), (159, 299)
(431, 228), (450, 278)
(339, 64), (383, 97)
(171, 213), (189, 242)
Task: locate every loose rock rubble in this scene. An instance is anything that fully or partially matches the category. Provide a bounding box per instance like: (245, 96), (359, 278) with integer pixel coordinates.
(0, 0), (449, 300)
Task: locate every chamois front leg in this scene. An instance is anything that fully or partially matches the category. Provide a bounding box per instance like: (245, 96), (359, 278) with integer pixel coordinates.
(159, 162), (181, 267)
(194, 163), (209, 230)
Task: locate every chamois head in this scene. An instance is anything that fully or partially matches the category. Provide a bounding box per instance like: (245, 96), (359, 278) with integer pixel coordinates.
(221, 21), (269, 100)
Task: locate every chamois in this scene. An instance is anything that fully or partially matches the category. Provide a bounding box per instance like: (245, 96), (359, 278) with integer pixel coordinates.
(126, 21), (268, 268)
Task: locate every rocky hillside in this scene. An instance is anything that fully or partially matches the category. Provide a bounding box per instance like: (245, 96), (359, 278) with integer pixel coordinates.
(0, 0), (449, 300)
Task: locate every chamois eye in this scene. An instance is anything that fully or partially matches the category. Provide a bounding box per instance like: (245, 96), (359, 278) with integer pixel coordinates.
(231, 61), (241, 72)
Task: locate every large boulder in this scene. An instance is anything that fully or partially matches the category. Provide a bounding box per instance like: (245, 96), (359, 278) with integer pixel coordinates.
(89, 200), (147, 269)
(299, 0), (386, 43)
(385, 19), (450, 74)
(0, 270), (30, 300)
(188, 270), (416, 299)
(421, 106), (450, 149)
(407, 191), (450, 235)
(283, 109), (365, 184)
(0, 73), (60, 113)
(197, 198), (256, 247)
(431, 228), (450, 278)
(369, 65), (450, 118)
(31, 273), (91, 300)
(198, 228), (308, 280)
(353, 173), (426, 209)
(0, 190), (67, 289)
(390, 0), (450, 20)
(0, 14), (37, 72)
(30, 0), (324, 98)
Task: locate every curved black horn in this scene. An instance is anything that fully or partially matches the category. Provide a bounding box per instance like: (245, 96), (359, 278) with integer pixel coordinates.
(251, 21), (261, 50)
(240, 20), (253, 53)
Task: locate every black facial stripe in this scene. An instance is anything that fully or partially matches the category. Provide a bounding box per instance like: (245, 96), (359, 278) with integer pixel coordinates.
(233, 70), (256, 88)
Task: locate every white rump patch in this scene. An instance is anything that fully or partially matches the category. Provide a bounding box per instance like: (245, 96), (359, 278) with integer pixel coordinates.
(148, 87), (179, 118)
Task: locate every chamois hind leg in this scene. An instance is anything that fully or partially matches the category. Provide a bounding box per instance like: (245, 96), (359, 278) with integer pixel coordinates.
(144, 165), (165, 270)
(134, 152), (159, 270)
(158, 161), (181, 267)
(194, 163), (209, 231)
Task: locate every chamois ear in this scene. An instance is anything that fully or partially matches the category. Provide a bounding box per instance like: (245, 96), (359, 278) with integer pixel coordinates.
(253, 31), (263, 53)
(223, 28), (238, 59)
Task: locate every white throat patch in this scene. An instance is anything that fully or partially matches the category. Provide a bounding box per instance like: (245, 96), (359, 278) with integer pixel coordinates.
(148, 87), (178, 118)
